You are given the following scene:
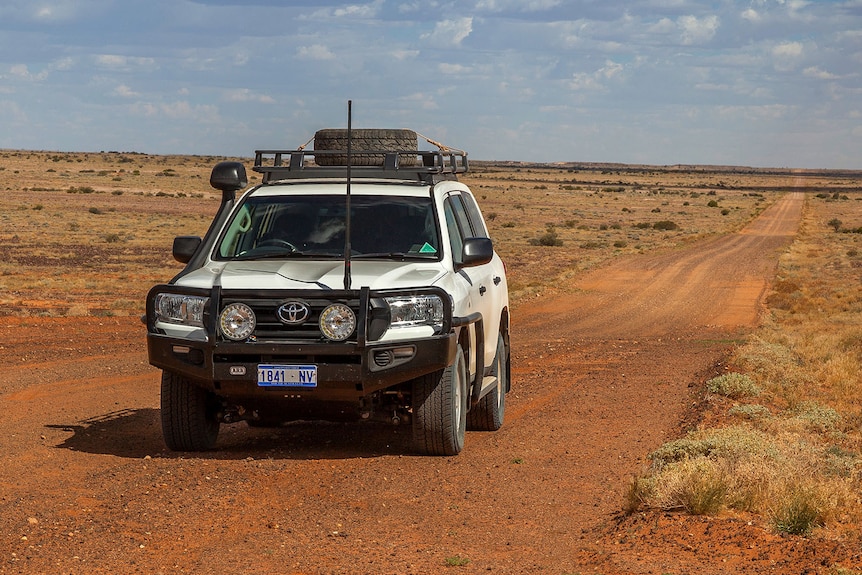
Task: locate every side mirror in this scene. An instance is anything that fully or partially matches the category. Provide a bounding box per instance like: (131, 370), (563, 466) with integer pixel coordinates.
(210, 161), (248, 193)
(461, 237), (494, 267)
(172, 235), (202, 264)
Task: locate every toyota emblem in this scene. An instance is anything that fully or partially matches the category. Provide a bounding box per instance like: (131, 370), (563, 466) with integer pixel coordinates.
(277, 301), (310, 325)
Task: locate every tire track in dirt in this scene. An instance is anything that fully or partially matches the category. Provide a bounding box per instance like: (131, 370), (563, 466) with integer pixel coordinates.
(518, 192), (803, 339)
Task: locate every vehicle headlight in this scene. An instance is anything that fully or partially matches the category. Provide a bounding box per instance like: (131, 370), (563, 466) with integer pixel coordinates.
(319, 303), (356, 341)
(385, 295), (444, 331)
(220, 302), (256, 341)
(155, 294), (208, 327)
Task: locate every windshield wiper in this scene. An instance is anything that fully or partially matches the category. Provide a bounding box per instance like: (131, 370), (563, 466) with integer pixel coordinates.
(351, 252), (434, 260)
(233, 250), (341, 261)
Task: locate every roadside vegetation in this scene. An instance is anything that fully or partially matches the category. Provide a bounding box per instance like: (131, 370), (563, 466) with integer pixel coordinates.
(626, 192), (862, 537)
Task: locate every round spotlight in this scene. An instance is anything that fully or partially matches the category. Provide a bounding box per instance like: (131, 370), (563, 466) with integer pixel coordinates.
(219, 302), (256, 341)
(319, 303), (356, 341)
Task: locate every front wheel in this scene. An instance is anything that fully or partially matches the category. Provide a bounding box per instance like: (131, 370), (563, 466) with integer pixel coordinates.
(411, 346), (467, 456)
(160, 371), (220, 451)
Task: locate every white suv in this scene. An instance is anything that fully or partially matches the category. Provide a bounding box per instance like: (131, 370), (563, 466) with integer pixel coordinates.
(145, 129), (510, 455)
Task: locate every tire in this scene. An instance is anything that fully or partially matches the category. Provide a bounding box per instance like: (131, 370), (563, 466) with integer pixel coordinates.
(411, 346), (468, 456)
(160, 371), (220, 451)
(467, 333), (507, 432)
(314, 128), (417, 167)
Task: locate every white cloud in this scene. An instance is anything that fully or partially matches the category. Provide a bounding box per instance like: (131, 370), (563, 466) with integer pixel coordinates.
(772, 41), (803, 58)
(475, 0), (562, 11)
(569, 60), (624, 91)
(648, 18), (677, 35)
(113, 84), (139, 98)
(598, 60), (623, 80)
(95, 54), (157, 70)
(803, 66), (838, 80)
(10, 64), (48, 81)
(741, 8), (760, 22)
(297, 44), (335, 61)
(439, 63), (472, 74)
(771, 41), (805, 71)
(333, 0), (383, 18)
(678, 14), (719, 45)
(223, 88), (275, 104)
(391, 50), (419, 61)
(131, 100), (220, 123)
(402, 92), (438, 110)
(422, 17), (473, 47)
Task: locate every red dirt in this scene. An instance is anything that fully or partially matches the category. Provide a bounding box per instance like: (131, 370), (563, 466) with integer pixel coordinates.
(2, 191), (861, 574)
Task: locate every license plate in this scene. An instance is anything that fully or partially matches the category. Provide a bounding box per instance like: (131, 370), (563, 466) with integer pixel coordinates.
(257, 364), (317, 388)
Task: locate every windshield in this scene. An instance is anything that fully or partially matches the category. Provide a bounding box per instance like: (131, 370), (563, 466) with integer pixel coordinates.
(215, 194), (441, 261)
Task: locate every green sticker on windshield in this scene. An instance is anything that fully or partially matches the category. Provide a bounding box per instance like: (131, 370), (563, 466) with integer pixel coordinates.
(419, 242), (437, 253)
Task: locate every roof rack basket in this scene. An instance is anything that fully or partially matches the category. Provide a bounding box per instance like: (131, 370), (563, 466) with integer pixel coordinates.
(252, 149), (469, 184)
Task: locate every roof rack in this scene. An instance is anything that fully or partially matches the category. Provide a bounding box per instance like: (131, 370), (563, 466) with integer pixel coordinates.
(252, 149), (469, 184)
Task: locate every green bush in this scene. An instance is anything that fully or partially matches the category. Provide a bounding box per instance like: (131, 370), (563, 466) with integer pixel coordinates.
(530, 224), (563, 247)
(653, 220), (679, 231)
(707, 373), (761, 399)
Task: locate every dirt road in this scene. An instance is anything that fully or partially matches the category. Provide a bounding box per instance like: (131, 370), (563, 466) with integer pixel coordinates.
(3, 191), (853, 574)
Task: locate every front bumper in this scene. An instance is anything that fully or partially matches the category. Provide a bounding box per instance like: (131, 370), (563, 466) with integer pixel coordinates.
(147, 331), (456, 402)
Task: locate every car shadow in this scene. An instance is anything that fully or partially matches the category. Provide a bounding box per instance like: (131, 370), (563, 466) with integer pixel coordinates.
(46, 408), (415, 460)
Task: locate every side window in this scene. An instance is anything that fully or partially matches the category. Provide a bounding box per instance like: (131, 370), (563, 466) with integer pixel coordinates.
(460, 193), (489, 238)
(443, 198), (465, 266)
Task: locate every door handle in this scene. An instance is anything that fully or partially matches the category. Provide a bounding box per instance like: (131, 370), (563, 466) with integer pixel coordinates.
(493, 276), (501, 286)
(479, 285), (487, 296)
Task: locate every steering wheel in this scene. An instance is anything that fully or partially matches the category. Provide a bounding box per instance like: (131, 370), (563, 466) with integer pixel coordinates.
(258, 239), (298, 252)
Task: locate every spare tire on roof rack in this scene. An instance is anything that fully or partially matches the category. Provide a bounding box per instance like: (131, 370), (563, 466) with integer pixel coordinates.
(314, 128), (418, 167)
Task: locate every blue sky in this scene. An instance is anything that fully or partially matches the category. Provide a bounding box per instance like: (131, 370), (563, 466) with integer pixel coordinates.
(1, 0), (861, 168)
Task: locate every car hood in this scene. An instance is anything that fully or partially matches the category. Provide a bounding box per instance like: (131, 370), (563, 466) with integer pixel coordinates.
(174, 259), (447, 292)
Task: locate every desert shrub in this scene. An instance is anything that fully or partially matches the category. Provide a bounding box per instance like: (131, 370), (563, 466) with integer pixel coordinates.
(649, 426), (777, 469)
(532, 232), (563, 247)
(789, 401), (841, 432)
(707, 199), (719, 207)
(104, 233), (121, 243)
(634, 222), (651, 229)
(735, 337), (801, 390)
(653, 220), (679, 231)
(707, 373), (761, 398)
(485, 211), (497, 221)
(530, 225), (563, 247)
(88, 207), (103, 215)
(501, 222), (516, 228)
(828, 218), (842, 231)
(771, 483), (826, 535)
(613, 241), (627, 248)
(728, 404), (771, 420)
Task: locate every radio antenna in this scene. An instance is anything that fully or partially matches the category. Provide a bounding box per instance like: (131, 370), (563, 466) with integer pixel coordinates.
(342, 100), (353, 290)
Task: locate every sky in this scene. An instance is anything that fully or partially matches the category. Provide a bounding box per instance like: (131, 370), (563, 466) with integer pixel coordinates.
(1, 0), (861, 168)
